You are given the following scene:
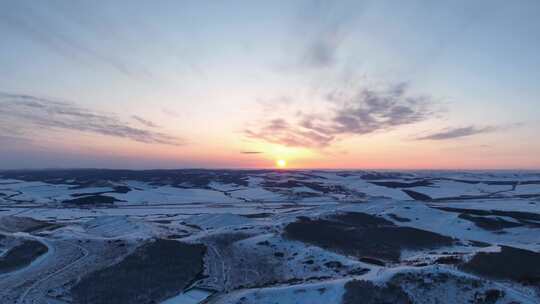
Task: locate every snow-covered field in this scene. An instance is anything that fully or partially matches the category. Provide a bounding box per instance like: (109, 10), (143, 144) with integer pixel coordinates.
(0, 169), (539, 303)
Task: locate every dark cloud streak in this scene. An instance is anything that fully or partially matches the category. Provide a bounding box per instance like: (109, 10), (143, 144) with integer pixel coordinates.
(0, 92), (183, 146)
(131, 115), (159, 128)
(416, 126), (497, 140)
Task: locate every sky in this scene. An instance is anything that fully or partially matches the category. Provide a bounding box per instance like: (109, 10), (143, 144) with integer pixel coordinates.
(0, 0), (539, 170)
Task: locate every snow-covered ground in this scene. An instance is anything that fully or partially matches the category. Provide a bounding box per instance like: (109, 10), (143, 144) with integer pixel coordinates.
(0, 169), (539, 304)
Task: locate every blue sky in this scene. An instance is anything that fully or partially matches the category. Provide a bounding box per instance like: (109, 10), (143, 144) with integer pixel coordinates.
(0, 0), (539, 169)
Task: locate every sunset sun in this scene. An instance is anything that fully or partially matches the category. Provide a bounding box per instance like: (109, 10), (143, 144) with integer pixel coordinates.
(276, 159), (287, 168)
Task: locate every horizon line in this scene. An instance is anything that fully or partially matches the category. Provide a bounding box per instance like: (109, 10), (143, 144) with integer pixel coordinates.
(1, 167), (540, 172)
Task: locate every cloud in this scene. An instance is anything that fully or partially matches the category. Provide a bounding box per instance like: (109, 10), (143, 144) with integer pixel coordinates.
(162, 108), (181, 118)
(245, 118), (335, 148)
(291, 1), (357, 70)
(0, 135), (32, 146)
(246, 83), (433, 148)
(0, 2), (151, 79)
(301, 22), (345, 68)
(416, 125), (497, 140)
(240, 151), (263, 154)
(256, 96), (293, 113)
(291, 2), (352, 70)
(255, 3), (432, 149)
(131, 115), (159, 128)
(0, 92), (183, 146)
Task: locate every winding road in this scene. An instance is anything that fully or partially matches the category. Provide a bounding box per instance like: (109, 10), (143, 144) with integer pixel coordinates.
(17, 239), (89, 304)
(0, 235), (89, 304)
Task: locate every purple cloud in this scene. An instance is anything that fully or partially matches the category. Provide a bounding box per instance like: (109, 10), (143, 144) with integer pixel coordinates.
(246, 83), (433, 148)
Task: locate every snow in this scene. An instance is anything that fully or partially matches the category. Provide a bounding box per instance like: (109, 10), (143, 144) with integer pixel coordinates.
(110, 186), (241, 205)
(185, 213), (253, 230)
(229, 187), (284, 201)
(411, 180), (511, 199)
(514, 184), (540, 195)
(81, 216), (154, 239)
(1, 170), (539, 303)
(161, 289), (212, 304)
(216, 279), (346, 304)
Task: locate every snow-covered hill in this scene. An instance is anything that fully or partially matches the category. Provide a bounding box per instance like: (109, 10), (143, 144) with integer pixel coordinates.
(0, 169), (539, 303)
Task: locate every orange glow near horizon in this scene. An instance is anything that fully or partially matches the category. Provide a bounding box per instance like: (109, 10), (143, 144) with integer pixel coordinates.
(36, 132), (540, 170)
